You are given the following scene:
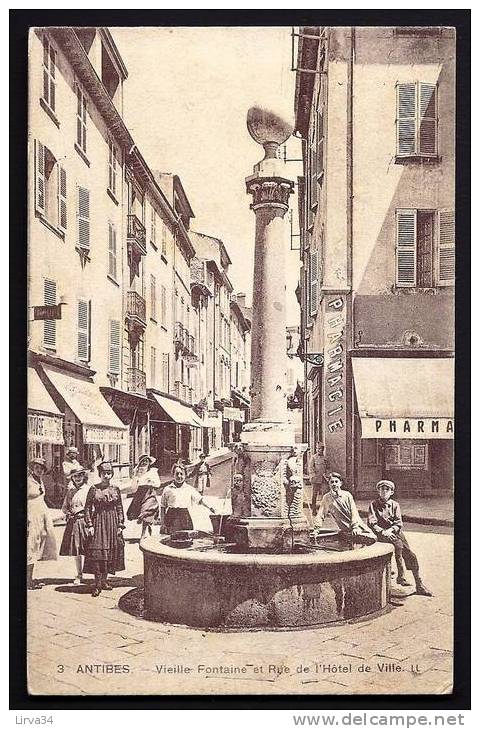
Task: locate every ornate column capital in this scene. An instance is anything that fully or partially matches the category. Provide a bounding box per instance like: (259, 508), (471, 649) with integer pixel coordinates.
(246, 176), (295, 212)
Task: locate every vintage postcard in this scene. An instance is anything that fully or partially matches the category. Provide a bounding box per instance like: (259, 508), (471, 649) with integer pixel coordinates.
(26, 23), (455, 696)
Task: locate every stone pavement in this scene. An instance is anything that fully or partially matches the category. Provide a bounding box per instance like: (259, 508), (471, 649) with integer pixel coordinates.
(27, 522), (453, 697)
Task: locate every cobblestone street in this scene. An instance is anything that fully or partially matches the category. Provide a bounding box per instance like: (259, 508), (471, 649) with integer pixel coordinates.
(27, 524), (453, 696)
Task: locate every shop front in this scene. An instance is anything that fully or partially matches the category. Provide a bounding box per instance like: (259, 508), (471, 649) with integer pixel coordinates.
(223, 405), (245, 443)
(39, 365), (129, 490)
(27, 367), (65, 506)
(149, 391), (203, 476)
(352, 357), (454, 498)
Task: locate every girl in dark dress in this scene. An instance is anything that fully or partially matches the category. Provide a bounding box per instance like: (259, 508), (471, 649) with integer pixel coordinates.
(83, 461), (125, 597)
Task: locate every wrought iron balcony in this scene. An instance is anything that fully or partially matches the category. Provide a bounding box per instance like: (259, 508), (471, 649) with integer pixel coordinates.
(126, 290), (146, 327)
(127, 367), (146, 397)
(127, 214), (147, 258)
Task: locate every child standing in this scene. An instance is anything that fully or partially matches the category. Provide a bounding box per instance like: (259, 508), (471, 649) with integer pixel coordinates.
(59, 466), (90, 584)
(160, 462), (215, 534)
(367, 480), (432, 597)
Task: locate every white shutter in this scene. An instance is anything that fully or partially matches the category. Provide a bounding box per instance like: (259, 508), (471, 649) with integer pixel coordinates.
(57, 166), (67, 231)
(161, 284), (167, 327)
(438, 210), (455, 286)
(43, 279), (56, 349)
(397, 83), (416, 156)
(309, 249), (318, 315)
(162, 353), (169, 391)
(150, 274), (156, 319)
(35, 140), (46, 214)
(77, 299), (90, 362)
(396, 209), (417, 287)
(418, 83), (437, 155)
(109, 320), (121, 375)
(150, 347), (156, 387)
(108, 223), (117, 278)
(77, 187), (90, 249)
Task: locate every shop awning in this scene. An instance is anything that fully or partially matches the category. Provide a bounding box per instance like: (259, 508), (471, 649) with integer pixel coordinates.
(150, 392), (204, 428)
(41, 366), (128, 445)
(352, 357), (454, 439)
(28, 367), (64, 444)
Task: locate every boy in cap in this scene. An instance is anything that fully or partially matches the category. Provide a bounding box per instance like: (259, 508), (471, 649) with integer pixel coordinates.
(368, 480), (432, 597)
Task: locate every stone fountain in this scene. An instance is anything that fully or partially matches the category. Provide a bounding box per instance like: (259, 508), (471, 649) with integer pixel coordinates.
(140, 108), (393, 629)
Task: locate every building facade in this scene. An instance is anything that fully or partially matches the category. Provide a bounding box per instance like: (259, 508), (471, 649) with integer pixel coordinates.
(28, 27), (132, 502)
(28, 26), (254, 494)
(295, 26), (455, 498)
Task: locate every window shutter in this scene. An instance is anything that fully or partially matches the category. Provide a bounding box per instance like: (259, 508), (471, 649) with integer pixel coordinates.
(162, 221), (167, 256)
(438, 210), (455, 286)
(397, 83), (416, 156)
(150, 274), (156, 319)
(43, 279), (56, 349)
(108, 223), (117, 279)
(161, 285), (166, 326)
(35, 140), (46, 214)
(77, 187), (90, 249)
(309, 249), (318, 315)
(150, 347), (156, 387)
(396, 209), (417, 287)
(109, 320), (121, 375)
(418, 83), (437, 155)
(77, 299), (90, 362)
(151, 207), (156, 243)
(162, 353), (169, 391)
(57, 166), (67, 230)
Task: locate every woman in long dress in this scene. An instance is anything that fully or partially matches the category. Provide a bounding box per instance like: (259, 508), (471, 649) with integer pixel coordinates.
(27, 457), (57, 590)
(126, 455), (160, 538)
(59, 466), (90, 583)
(83, 461), (125, 597)
(160, 462), (214, 535)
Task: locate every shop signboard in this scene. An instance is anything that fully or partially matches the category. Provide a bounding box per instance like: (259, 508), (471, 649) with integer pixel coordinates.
(28, 412), (64, 444)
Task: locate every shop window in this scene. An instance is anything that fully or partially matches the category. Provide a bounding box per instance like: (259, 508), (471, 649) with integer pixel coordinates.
(361, 439), (379, 466)
(385, 442), (428, 471)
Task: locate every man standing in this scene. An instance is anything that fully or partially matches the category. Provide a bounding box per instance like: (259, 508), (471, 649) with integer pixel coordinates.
(62, 447), (81, 492)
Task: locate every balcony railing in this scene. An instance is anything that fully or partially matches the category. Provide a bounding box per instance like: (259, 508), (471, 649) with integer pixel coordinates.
(126, 290), (146, 327)
(127, 367), (146, 397)
(127, 214), (147, 257)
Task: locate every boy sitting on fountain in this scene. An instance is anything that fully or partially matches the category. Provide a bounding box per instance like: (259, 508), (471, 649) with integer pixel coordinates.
(313, 472), (376, 545)
(367, 480), (432, 597)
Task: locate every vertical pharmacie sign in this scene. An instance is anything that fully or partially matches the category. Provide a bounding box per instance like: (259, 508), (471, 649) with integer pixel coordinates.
(324, 296), (346, 435)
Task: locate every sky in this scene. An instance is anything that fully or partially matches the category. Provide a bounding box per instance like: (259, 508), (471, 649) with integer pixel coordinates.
(110, 26), (303, 325)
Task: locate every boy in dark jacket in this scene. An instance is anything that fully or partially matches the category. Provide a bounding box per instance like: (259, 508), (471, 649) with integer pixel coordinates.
(368, 480), (432, 597)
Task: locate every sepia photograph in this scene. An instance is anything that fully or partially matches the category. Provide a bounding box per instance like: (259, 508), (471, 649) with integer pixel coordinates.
(19, 16), (464, 701)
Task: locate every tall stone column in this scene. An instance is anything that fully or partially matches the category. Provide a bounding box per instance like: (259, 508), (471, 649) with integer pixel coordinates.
(226, 108), (309, 553)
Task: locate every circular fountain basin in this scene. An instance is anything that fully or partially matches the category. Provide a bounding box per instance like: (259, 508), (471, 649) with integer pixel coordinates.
(140, 536), (393, 629)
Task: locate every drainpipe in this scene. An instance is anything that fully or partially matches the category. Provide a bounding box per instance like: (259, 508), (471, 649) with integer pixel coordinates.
(346, 26), (355, 488)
